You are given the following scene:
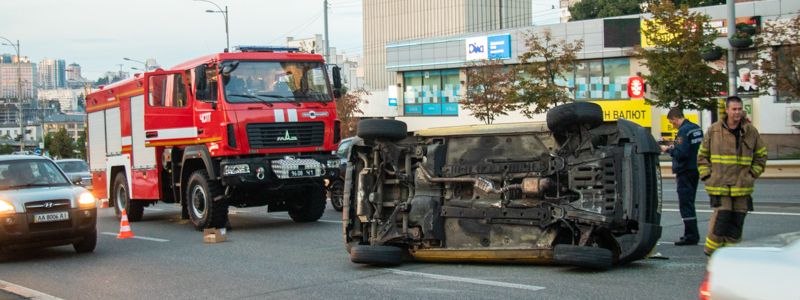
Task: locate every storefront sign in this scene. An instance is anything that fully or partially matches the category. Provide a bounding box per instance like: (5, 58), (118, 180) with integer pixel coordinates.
(591, 99), (653, 127)
(465, 34), (511, 61)
(660, 113), (699, 140)
(628, 76), (645, 98)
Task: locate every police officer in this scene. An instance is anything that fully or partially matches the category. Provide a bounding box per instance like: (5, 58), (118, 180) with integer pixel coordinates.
(661, 107), (703, 245)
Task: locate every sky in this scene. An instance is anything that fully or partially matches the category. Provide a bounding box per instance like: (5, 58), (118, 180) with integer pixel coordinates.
(0, 0), (559, 81)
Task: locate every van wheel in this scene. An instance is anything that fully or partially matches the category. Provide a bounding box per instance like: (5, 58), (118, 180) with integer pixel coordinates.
(553, 244), (613, 270)
(357, 119), (407, 141)
(350, 245), (403, 266)
(113, 173), (144, 221)
(73, 229), (97, 253)
(288, 185), (326, 222)
(186, 170), (228, 230)
(546, 102), (604, 144)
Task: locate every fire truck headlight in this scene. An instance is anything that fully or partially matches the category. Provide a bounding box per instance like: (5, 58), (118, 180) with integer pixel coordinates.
(223, 164), (251, 176)
(327, 160), (339, 169)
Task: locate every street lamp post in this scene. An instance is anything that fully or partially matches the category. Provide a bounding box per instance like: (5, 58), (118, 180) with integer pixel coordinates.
(123, 57), (149, 72)
(194, 0), (229, 52)
(0, 36), (24, 151)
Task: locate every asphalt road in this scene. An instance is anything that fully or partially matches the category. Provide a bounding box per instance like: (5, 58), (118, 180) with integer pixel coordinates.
(1, 179), (799, 300)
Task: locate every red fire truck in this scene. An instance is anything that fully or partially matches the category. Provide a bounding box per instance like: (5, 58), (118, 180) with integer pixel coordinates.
(86, 46), (343, 230)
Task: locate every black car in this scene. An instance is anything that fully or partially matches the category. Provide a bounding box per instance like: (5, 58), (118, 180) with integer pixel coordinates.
(328, 136), (360, 212)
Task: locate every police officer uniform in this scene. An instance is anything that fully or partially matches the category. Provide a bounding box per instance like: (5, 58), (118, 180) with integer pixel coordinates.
(667, 119), (703, 245)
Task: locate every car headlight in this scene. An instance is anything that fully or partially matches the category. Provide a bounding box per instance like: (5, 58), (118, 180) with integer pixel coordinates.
(78, 192), (96, 208)
(327, 159), (339, 169)
(0, 200), (15, 214)
(223, 164), (250, 175)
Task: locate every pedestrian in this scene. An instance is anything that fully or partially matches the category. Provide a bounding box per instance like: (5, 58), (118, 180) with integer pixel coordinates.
(661, 107), (703, 246)
(697, 96), (767, 256)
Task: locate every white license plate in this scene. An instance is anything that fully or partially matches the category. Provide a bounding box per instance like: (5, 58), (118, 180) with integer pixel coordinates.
(289, 169), (317, 178)
(33, 211), (70, 223)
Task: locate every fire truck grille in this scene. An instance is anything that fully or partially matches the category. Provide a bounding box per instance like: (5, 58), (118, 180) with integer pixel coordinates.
(246, 122), (325, 149)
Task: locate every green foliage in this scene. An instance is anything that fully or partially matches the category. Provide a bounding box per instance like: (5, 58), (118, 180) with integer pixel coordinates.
(0, 143), (14, 155)
(76, 128), (87, 159)
(461, 59), (519, 124)
(515, 29), (584, 117)
(46, 128), (75, 159)
(569, 0), (642, 21)
(635, 1), (725, 110)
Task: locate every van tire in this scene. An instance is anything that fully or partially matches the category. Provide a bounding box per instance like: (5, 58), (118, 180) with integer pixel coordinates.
(350, 245), (403, 266)
(357, 119), (407, 141)
(546, 102), (604, 134)
(554, 244), (613, 270)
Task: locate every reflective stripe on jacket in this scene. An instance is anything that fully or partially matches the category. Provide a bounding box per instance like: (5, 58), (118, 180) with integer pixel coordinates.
(697, 119), (767, 196)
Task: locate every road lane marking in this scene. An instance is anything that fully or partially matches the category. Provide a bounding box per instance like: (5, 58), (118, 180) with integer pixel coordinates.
(387, 269), (546, 292)
(662, 208), (800, 216)
(101, 232), (170, 242)
(144, 207), (164, 211)
(0, 279), (63, 300)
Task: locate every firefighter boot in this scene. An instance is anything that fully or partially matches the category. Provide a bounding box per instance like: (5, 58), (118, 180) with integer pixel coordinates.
(675, 219), (699, 246)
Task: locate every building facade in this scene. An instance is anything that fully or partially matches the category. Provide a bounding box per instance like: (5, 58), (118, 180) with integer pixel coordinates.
(362, 0), (532, 116)
(42, 114), (85, 142)
(38, 58), (67, 89)
(38, 88), (84, 112)
(0, 61), (36, 100)
(361, 0), (800, 158)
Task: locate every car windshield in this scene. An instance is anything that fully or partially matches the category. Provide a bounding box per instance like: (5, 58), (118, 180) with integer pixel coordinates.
(0, 159), (70, 190)
(57, 161), (88, 173)
(223, 61), (332, 103)
(336, 140), (352, 157)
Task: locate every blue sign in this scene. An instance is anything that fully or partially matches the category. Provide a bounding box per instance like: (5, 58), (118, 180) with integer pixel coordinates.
(34, 147), (41, 155)
(404, 105), (423, 115)
(388, 97), (397, 107)
(487, 35), (511, 60)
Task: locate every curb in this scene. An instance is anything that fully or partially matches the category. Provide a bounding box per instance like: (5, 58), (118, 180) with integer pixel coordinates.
(0, 280), (62, 300)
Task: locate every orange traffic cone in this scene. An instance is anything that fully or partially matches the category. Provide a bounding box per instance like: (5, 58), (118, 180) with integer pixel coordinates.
(117, 209), (135, 239)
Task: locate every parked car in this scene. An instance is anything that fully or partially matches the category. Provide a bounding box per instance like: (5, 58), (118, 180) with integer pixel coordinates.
(342, 102), (662, 269)
(700, 237), (800, 300)
(55, 159), (92, 190)
(328, 137), (361, 212)
(0, 155), (97, 254)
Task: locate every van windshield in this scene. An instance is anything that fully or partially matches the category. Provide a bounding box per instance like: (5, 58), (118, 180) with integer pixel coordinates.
(222, 61), (332, 103)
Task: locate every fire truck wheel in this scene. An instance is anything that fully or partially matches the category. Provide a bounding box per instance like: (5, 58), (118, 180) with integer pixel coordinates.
(288, 185), (326, 222)
(186, 170), (228, 230)
(112, 173), (144, 222)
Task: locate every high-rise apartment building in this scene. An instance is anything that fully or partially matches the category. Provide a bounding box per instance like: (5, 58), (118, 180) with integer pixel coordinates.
(0, 62), (36, 100)
(362, 0), (532, 91)
(66, 63), (82, 81)
(38, 58), (67, 89)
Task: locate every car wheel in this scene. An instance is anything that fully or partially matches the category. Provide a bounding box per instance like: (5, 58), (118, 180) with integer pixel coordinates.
(357, 119), (407, 141)
(350, 245), (403, 266)
(288, 185), (326, 222)
(546, 102), (604, 143)
(186, 170), (228, 230)
(73, 229), (97, 253)
(329, 180), (344, 212)
(112, 173), (145, 222)
(553, 244), (613, 270)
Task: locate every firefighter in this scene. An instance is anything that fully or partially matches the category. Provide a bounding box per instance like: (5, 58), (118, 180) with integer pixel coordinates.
(698, 96), (767, 256)
(661, 107), (703, 246)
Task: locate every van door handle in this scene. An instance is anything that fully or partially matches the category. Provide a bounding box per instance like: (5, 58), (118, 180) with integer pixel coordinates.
(145, 131), (158, 138)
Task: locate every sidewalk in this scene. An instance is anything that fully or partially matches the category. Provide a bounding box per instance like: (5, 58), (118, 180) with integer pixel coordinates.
(660, 160), (800, 179)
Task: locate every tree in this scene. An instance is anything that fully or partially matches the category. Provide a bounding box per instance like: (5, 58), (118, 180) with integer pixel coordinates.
(754, 14), (800, 100)
(570, 0), (642, 21)
(76, 128), (87, 159)
(515, 29), (584, 117)
(336, 89), (368, 138)
(569, 0), (724, 21)
(0, 143), (13, 155)
(461, 59), (519, 124)
(46, 128), (75, 159)
(635, 1), (726, 110)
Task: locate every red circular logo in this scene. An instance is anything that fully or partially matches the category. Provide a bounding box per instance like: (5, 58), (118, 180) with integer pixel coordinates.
(628, 76), (644, 98)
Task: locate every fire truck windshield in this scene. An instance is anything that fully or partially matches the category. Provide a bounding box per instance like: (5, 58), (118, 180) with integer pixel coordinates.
(222, 61), (332, 103)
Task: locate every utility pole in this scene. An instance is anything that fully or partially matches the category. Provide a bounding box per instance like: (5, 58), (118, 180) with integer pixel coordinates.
(324, 0), (330, 63)
(1, 37), (24, 151)
(726, 0), (737, 98)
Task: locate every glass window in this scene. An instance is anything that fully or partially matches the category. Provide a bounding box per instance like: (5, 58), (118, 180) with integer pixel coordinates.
(403, 69), (461, 116)
(0, 159), (70, 189)
(403, 72), (423, 115)
(222, 61), (332, 103)
(148, 75), (168, 106)
(603, 58), (630, 100)
(589, 60), (604, 99)
(56, 160), (89, 173)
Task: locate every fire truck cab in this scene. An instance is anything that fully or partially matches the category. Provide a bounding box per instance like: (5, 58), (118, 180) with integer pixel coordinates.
(86, 46), (343, 230)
